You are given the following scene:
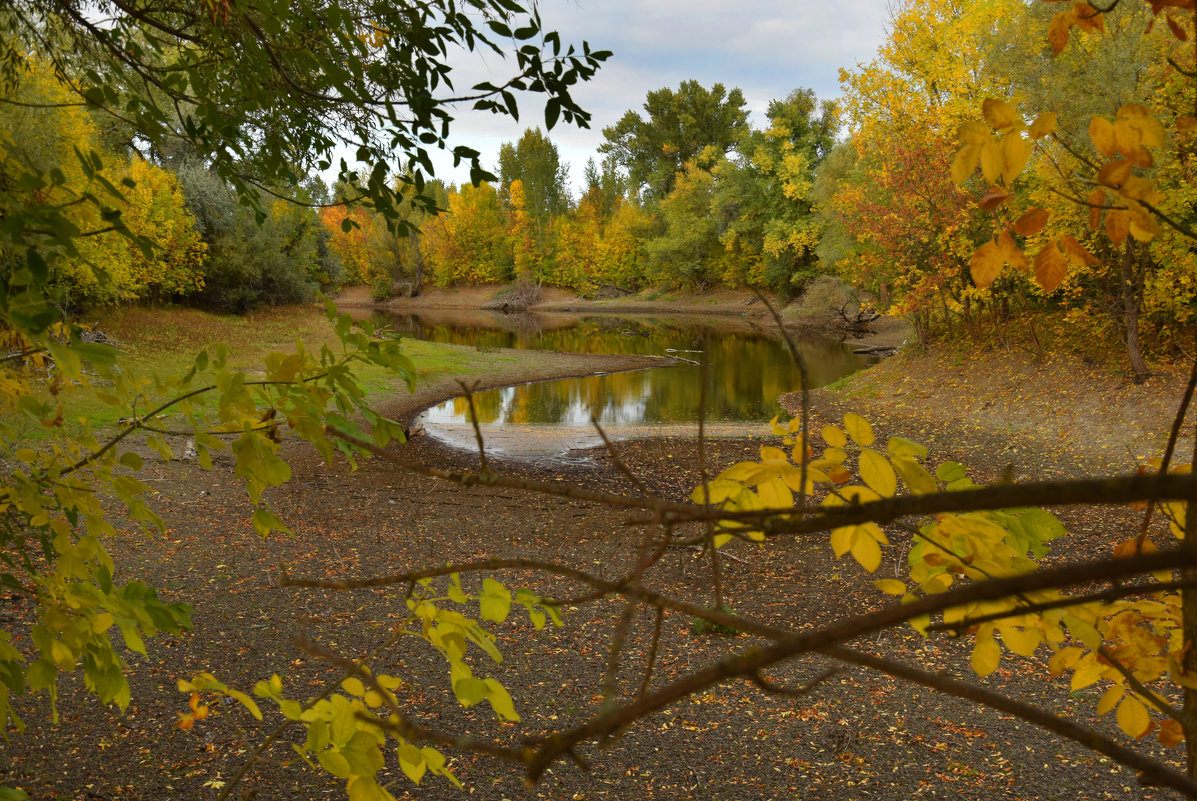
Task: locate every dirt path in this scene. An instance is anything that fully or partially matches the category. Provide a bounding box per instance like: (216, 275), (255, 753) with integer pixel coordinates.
(3, 330), (1188, 801)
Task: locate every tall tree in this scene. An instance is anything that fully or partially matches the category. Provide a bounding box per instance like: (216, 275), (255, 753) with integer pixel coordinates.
(498, 128), (571, 232)
(716, 88), (840, 291)
(599, 80), (749, 201)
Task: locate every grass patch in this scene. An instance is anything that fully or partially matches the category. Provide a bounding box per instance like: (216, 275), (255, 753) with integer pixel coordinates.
(15, 303), (517, 439)
(690, 604), (742, 637)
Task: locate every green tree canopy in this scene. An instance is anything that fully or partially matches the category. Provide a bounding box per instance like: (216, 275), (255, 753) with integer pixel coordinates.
(497, 127), (571, 229)
(598, 79), (749, 201)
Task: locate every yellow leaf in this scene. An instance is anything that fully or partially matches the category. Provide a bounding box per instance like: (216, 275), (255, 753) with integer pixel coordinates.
(759, 446), (788, 463)
(822, 425), (848, 448)
(1071, 655), (1104, 690)
(850, 531), (882, 572)
(859, 448), (897, 497)
(997, 230), (1028, 273)
(1089, 117), (1117, 157)
(1048, 647), (1084, 676)
(982, 98), (1018, 131)
(842, 413), (874, 446)
(951, 144), (981, 185)
(1096, 683), (1125, 716)
(1034, 239), (1069, 293)
(970, 239), (1004, 288)
(769, 414), (787, 436)
(1116, 695), (1151, 738)
(1112, 118), (1143, 161)
(971, 630), (1001, 677)
(874, 579), (907, 595)
(830, 526), (853, 558)
(1029, 112), (1057, 140)
(821, 447), (848, 464)
(979, 139), (1003, 184)
(887, 437), (928, 459)
(996, 622), (1041, 657)
(957, 120), (990, 145)
(757, 477), (792, 510)
(892, 456), (937, 494)
(1118, 103), (1166, 148)
(1000, 133), (1032, 184)
(690, 479), (746, 505)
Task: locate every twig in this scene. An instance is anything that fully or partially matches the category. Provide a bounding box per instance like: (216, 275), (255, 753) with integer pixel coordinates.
(458, 381), (489, 473)
(589, 414), (646, 494)
(1137, 344), (1197, 549)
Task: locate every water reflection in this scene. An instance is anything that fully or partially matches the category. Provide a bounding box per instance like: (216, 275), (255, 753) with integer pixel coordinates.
(388, 311), (872, 427)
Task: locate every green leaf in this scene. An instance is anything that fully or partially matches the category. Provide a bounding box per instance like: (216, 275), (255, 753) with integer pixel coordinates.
(453, 677), (488, 706)
(398, 743), (427, 784)
(935, 461), (968, 482)
(317, 748), (353, 780)
(887, 437), (929, 459)
(479, 578), (511, 623)
(483, 678), (520, 721)
(119, 452), (143, 471)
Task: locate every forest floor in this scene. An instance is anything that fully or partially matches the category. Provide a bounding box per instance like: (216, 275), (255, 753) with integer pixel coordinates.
(3, 297), (1193, 801)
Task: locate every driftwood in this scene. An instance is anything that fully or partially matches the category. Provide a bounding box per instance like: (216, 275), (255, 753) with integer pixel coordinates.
(836, 302), (881, 333)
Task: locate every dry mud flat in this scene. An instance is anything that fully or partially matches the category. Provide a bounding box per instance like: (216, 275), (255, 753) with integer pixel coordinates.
(4, 338), (1186, 801)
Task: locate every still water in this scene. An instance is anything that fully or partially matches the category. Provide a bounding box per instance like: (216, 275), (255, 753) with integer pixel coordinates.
(385, 310), (873, 458)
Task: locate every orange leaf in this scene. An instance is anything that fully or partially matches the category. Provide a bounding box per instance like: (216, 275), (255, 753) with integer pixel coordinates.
(1112, 537), (1157, 558)
(1097, 159), (1133, 188)
(177, 713), (195, 730)
(1158, 719), (1184, 748)
(1048, 10), (1074, 54)
(1013, 207), (1048, 237)
(1072, 1), (1105, 33)
(1059, 234), (1100, 266)
(1167, 14), (1189, 39)
(970, 239), (1004, 288)
(978, 190), (1009, 210)
(1034, 239), (1069, 292)
(1106, 208), (1130, 245)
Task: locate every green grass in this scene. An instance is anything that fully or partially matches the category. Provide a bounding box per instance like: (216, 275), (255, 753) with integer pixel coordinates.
(11, 303), (515, 440)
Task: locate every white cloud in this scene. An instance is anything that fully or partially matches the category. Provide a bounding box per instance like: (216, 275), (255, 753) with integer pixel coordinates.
(345, 1), (894, 194)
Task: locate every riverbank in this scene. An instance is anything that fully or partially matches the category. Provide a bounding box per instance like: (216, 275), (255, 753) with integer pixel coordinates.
(5, 303), (1183, 801)
(334, 282), (915, 352)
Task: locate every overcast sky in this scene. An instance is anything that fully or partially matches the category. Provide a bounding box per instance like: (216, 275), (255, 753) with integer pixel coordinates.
(413, 0), (894, 194)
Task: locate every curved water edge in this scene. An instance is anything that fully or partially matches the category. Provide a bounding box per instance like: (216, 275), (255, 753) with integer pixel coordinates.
(370, 309), (879, 463)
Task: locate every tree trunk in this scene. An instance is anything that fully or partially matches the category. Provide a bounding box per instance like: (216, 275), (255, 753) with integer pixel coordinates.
(1120, 241), (1149, 384)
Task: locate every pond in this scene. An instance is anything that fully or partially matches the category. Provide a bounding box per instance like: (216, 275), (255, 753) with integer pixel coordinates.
(385, 310), (876, 460)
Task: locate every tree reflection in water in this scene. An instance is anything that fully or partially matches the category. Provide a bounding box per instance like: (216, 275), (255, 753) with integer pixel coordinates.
(393, 311), (873, 430)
